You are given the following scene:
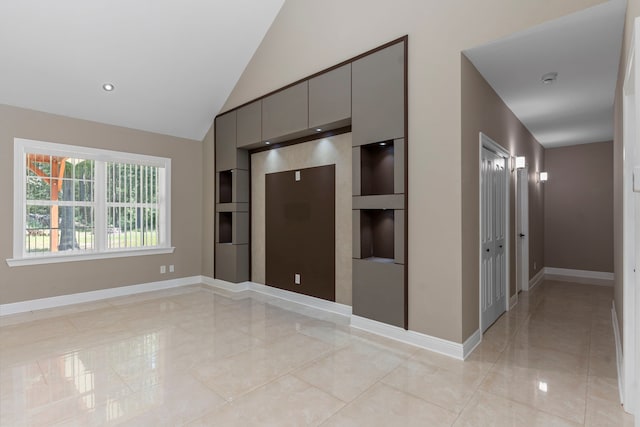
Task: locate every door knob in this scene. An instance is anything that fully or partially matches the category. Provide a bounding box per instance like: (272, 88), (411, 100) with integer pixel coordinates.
(486, 248), (490, 252)
(519, 233), (526, 237)
(499, 245), (503, 248)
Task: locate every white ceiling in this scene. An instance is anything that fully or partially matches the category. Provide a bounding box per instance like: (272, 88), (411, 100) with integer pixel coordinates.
(0, 0), (284, 141)
(464, 0), (626, 148)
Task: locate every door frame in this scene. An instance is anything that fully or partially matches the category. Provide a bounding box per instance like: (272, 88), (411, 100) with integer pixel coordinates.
(622, 16), (639, 417)
(479, 132), (511, 334)
(516, 166), (529, 292)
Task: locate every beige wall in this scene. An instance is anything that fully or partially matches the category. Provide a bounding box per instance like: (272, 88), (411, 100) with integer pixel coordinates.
(461, 56), (546, 340)
(217, 0), (605, 343)
(251, 134), (353, 305)
(0, 105), (203, 304)
(614, 0), (640, 339)
(544, 142), (614, 272)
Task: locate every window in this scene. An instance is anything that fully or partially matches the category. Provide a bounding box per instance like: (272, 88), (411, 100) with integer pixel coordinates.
(8, 138), (173, 266)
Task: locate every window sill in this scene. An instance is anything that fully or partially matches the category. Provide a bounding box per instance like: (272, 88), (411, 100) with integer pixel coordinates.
(6, 247), (175, 267)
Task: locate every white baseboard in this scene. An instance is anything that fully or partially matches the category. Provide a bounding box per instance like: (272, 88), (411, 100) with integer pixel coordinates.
(202, 278), (351, 317)
(200, 276), (250, 292)
(249, 282), (352, 317)
(3, 274), (480, 362)
(350, 315), (480, 360)
(0, 276), (202, 316)
(205, 279), (470, 360)
(545, 267), (614, 286)
(612, 301), (624, 405)
(528, 268), (545, 291)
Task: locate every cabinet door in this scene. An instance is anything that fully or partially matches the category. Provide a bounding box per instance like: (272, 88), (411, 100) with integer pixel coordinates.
(237, 100), (262, 148)
(352, 259), (404, 327)
(309, 64), (351, 129)
(262, 82), (308, 141)
(352, 42), (405, 146)
(215, 111), (237, 172)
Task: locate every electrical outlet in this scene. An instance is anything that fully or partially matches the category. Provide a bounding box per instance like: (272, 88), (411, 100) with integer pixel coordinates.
(295, 273), (301, 285)
(169, 265), (175, 273)
(160, 265), (166, 274)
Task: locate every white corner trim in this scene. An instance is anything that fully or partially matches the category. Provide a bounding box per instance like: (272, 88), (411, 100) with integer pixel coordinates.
(509, 294), (518, 310)
(463, 329), (482, 359)
(545, 267), (614, 286)
(528, 268), (545, 291)
(200, 276), (251, 292)
(351, 315), (466, 360)
(0, 275), (201, 316)
(612, 301), (625, 405)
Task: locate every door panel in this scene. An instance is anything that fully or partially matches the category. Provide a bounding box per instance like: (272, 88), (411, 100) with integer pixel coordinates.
(481, 147), (507, 332)
(516, 168), (529, 292)
(265, 165), (335, 301)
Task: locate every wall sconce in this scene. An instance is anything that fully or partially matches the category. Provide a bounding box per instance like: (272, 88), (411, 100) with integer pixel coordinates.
(515, 156), (526, 169)
(538, 171), (548, 183)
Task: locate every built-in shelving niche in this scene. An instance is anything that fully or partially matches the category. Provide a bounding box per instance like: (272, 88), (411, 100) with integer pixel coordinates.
(219, 212), (233, 244)
(219, 170), (233, 204)
(361, 141), (394, 196)
(360, 209), (394, 262)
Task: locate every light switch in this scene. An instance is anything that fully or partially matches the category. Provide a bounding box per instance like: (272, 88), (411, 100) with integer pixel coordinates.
(295, 171), (301, 181)
(634, 167), (640, 193)
(295, 273), (301, 284)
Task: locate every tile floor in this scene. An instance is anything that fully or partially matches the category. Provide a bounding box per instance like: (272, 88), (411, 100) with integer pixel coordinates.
(0, 280), (634, 426)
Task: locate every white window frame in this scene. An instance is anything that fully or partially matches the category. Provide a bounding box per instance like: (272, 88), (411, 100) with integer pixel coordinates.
(7, 138), (174, 267)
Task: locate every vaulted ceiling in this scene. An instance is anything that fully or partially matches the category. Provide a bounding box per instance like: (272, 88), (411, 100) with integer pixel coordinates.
(0, 0), (284, 140)
(1, 1), (627, 147)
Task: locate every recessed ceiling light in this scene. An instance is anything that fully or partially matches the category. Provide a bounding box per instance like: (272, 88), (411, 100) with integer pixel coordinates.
(102, 83), (115, 92)
(379, 142), (387, 146)
(541, 72), (558, 85)
(265, 141), (271, 145)
(316, 128), (322, 132)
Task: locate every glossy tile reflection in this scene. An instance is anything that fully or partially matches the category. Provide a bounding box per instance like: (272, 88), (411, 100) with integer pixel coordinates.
(0, 281), (633, 426)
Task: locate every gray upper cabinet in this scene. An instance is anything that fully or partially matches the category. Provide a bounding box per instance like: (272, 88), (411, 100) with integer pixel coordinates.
(352, 43), (405, 146)
(236, 100), (262, 148)
(262, 82), (309, 141)
(215, 111), (237, 172)
(309, 64), (351, 129)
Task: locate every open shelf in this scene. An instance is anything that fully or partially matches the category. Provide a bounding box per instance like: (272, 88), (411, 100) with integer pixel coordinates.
(219, 170), (233, 204)
(361, 141), (394, 196)
(219, 211), (232, 244)
(360, 209), (394, 260)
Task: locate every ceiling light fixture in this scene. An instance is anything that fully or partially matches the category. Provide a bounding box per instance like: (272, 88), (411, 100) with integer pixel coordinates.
(541, 72), (558, 85)
(102, 83), (115, 92)
(316, 128), (322, 132)
(265, 141), (271, 145)
(379, 142), (387, 146)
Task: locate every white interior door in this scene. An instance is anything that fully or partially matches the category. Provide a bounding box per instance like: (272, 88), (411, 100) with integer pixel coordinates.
(481, 147), (507, 331)
(516, 167), (529, 292)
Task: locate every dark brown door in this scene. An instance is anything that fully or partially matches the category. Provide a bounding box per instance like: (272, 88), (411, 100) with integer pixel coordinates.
(266, 165), (335, 301)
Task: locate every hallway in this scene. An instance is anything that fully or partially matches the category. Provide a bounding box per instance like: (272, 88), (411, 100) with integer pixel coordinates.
(0, 280), (632, 426)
